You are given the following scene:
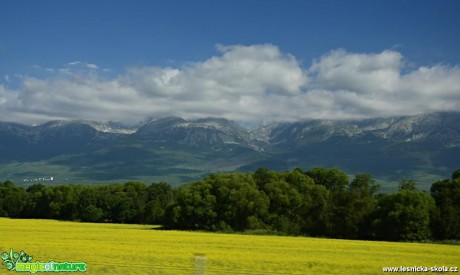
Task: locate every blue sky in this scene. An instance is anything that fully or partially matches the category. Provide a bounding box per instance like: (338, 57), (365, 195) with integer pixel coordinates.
(0, 0), (459, 125)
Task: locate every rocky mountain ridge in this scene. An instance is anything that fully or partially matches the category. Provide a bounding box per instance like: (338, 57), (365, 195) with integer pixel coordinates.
(0, 112), (458, 188)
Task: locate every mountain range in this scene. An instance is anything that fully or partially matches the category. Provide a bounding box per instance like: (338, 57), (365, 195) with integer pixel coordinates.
(1, 112), (459, 190)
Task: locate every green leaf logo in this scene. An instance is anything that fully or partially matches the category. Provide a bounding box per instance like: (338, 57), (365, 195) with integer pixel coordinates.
(1, 248), (34, 271)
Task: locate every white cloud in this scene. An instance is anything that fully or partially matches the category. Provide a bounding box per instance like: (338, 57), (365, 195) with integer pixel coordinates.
(68, 61), (82, 66)
(0, 45), (459, 125)
(309, 49), (402, 95)
(86, 63), (99, 70)
(67, 61), (99, 70)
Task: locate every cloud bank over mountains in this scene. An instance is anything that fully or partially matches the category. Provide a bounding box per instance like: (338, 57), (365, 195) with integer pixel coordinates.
(1, 44), (459, 125)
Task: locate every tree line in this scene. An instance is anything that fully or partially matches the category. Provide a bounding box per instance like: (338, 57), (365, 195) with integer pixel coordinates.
(0, 167), (459, 242)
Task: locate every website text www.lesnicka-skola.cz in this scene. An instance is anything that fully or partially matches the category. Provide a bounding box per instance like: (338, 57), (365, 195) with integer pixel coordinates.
(382, 266), (458, 272)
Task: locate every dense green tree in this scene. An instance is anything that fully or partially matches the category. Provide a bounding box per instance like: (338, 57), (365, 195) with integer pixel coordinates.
(253, 167), (280, 190)
(143, 182), (174, 224)
(116, 182), (147, 223)
(77, 187), (103, 222)
(165, 180), (217, 230)
(430, 178), (460, 239)
(81, 205), (104, 222)
(297, 183), (329, 236)
(374, 190), (436, 241)
(45, 185), (79, 220)
(165, 173), (271, 232)
(93, 185), (119, 222)
(322, 173), (379, 239)
(452, 169), (460, 180)
(327, 189), (376, 239)
(264, 179), (303, 234)
(398, 179), (417, 191)
(283, 169), (315, 193)
(97, 184), (138, 223)
(349, 173), (379, 196)
(306, 167), (348, 191)
(0, 180), (25, 217)
(21, 183), (48, 218)
(208, 173), (269, 231)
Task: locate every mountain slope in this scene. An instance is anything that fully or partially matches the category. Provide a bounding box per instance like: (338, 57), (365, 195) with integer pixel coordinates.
(0, 113), (458, 188)
(245, 113), (460, 186)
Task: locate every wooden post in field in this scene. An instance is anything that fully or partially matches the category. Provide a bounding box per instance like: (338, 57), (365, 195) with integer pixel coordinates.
(194, 253), (207, 275)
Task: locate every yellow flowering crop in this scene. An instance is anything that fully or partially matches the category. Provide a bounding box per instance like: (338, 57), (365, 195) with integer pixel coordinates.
(0, 218), (458, 274)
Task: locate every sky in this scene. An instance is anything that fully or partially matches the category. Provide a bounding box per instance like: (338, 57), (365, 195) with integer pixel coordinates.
(0, 0), (459, 126)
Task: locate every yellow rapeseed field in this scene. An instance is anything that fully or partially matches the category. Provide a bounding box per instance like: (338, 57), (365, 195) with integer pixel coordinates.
(0, 218), (458, 274)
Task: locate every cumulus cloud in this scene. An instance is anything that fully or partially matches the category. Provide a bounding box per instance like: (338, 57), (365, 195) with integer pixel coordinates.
(309, 49), (402, 94)
(0, 44), (459, 125)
